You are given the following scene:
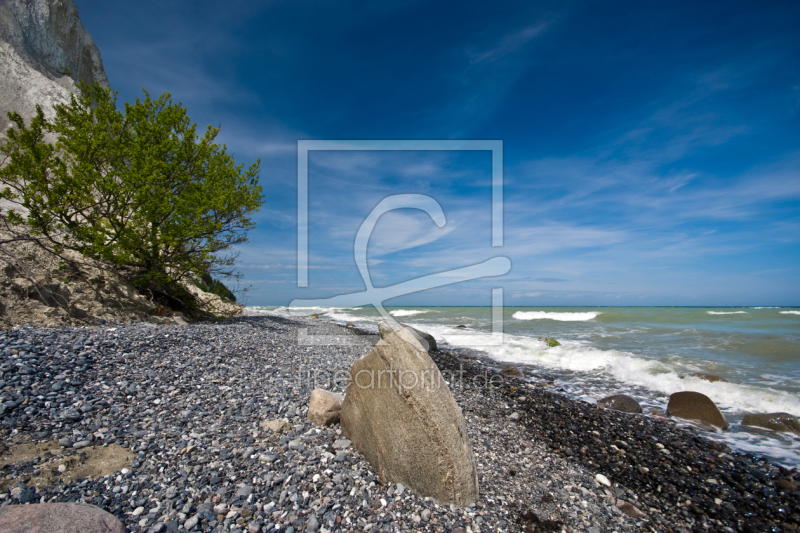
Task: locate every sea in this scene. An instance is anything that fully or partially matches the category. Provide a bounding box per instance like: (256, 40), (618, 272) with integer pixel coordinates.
(247, 305), (800, 468)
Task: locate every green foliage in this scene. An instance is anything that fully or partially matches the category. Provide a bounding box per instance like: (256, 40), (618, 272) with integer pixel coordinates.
(62, 66), (72, 76)
(196, 272), (236, 302)
(0, 83), (262, 312)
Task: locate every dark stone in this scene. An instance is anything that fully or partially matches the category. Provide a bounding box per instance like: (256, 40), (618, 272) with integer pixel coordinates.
(666, 391), (729, 430)
(500, 365), (524, 378)
(741, 412), (800, 435)
(597, 394), (643, 414)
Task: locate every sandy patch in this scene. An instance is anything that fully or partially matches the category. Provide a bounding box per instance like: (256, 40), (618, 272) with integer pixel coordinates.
(0, 440), (133, 491)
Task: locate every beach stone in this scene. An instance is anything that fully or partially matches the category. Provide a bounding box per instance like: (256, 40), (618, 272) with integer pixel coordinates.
(183, 515), (199, 530)
(456, 325), (467, 329)
(341, 322), (478, 506)
(666, 391), (729, 429)
(260, 419), (292, 433)
(307, 388), (344, 426)
(500, 365), (524, 378)
(741, 412), (800, 435)
(616, 500), (646, 518)
(61, 408), (82, 422)
(538, 337), (561, 347)
(0, 503), (126, 533)
(309, 313), (319, 318)
(235, 485), (253, 498)
(689, 373), (728, 383)
(597, 394), (643, 414)
(378, 321), (437, 353)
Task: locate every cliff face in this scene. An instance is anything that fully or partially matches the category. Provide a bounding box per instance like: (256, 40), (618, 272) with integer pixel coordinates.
(0, 0), (108, 133)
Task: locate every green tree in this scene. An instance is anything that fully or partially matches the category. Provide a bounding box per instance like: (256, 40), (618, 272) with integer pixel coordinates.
(0, 83), (262, 312)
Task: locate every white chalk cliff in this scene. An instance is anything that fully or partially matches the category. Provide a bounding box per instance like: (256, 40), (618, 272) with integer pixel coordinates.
(0, 0), (108, 133)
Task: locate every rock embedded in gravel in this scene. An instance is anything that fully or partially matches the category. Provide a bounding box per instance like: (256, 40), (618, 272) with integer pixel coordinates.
(306, 388), (344, 426)
(500, 364), (524, 378)
(597, 394), (643, 414)
(341, 323), (479, 506)
(378, 320), (437, 353)
(0, 503), (126, 533)
(260, 418), (292, 433)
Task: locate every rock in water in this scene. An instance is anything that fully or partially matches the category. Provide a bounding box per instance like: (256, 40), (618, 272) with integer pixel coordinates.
(741, 412), (800, 435)
(378, 321), (437, 353)
(500, 365), (524, 378)
(538, 337), (561, 347)
(0, 502), (126, 533)
(666, 391), (729, 430)
(688, 373), (728, 383)
(341, 322), (478, 506)
(307, 388), (344, 426)
(597, 394), (642, 414)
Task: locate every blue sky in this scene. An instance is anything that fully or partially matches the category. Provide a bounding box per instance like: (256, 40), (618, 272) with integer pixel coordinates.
(74, 0), (800, 306)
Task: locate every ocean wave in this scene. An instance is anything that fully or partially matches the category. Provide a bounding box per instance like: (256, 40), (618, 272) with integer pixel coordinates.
(707, 311), (748, 315)
(429, 328), (800, 415)
(512, 311), (600, 321)
(389, 310), (430, 317)
(779, 311), (800, 315)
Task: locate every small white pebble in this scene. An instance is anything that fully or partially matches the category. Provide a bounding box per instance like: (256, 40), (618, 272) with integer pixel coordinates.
(595, 473), (611, 487)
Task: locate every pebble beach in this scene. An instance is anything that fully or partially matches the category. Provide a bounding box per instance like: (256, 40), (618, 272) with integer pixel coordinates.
(0, 313), (798, 532)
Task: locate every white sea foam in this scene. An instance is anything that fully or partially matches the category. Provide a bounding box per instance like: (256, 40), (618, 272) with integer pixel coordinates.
(389, 309), (430, 317)
(423, 327), (800, 416)
(753, 307), (780, 309)
(512, 311), (600, 321)
(707, 311), (748, 315)
(780, 311), (800, 315)
(322, 310), (382, 323)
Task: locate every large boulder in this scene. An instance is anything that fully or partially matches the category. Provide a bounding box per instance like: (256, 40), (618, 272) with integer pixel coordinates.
(741, 412), (800, 435)
(666, 391), (728, 430)
(341, 324), (478, 506)
(307, 388), (344, 426)
(598, 394), (642, 414)
(378, 320), (437, 353)
(0, 502), (125, 533)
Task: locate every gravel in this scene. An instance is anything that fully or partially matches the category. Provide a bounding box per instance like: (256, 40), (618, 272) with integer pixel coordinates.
(0, 314), (797, 532)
